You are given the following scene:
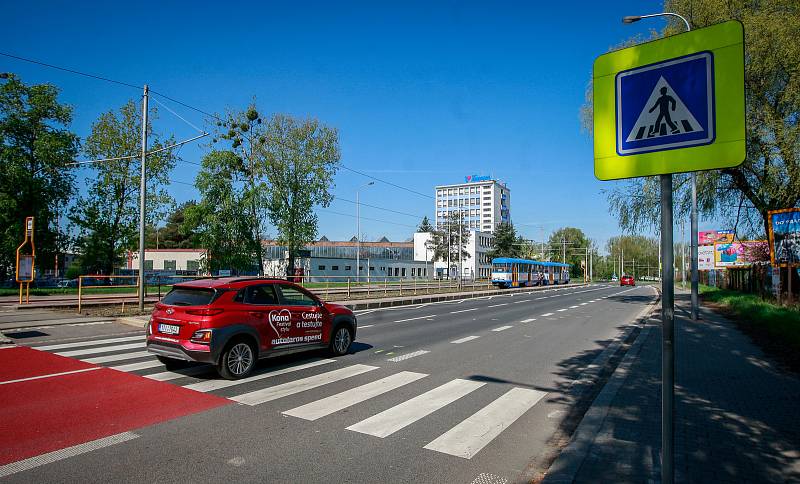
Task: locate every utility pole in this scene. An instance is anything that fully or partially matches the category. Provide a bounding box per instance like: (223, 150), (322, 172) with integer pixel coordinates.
(681, 222), (686, 288)
(691, 174), (699, 319)
(458, 211), (463, 286)
(622, 246), (625, 276)
(562, 237), (566, 263)
(137, 85), (149, 311)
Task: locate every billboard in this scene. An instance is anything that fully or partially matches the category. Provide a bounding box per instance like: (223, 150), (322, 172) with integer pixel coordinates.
(699, 229), (735, 245)
(768, 208), (800, 266)
(698, 245), (715, 271)
(714, 241), (769, 268)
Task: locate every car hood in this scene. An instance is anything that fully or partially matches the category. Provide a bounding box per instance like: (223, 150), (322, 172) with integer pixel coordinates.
(325, 303), (353, 316)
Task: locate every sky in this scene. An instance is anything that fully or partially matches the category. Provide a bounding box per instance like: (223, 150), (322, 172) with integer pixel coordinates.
(3, 0), (697, 253)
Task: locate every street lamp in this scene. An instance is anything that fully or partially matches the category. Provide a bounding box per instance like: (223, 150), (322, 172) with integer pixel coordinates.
(623, 11), (698, 321)
(356, 181), (374, 283)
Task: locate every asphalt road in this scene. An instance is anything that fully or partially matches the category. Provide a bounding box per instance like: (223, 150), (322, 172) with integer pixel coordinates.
(2, 282), (656, 484)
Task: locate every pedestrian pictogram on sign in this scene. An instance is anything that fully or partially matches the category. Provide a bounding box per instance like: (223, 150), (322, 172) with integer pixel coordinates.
(616, 52), (715, 156)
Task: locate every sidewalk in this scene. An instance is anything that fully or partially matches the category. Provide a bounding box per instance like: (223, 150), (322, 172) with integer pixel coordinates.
(544, 290), (800, 483)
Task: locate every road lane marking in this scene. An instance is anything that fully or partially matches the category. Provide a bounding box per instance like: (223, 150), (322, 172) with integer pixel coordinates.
(569, 305), (579, 309)
(56, 342), (145, 357)
(520, 318), (537, 323)
(450, 308), (478, 314)
(144, 366), (212, 381)
(359, 324), (375, 328)
(346, 379), (485, 438)
(424, 387), (548, 459)
(394, 315), (436, 323)
(491, 325), (513, 332)
(541, 313), (554, 317)
(34, 335), (143, 351)
(83, 351), (151, 364)
(0, 431), (139, 478)
(0, 367), (101, 385)
(557, 309), (568, 312)
(231, 364), (378, 406)
(110, 360), (163, 372)
(451, 336), (480, 344)
(580, 303), (588, 306)
(184, 359), (335, 392)
(387, 350), (430, 362)
(282, 371), (427, 421)
(487, 303), (508, 308)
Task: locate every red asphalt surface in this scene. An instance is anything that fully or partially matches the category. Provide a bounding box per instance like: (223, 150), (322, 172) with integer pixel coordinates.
(0, 346), (230, 465)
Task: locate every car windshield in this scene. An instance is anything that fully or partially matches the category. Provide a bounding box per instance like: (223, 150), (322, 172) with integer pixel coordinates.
(161, 287), (216, 306)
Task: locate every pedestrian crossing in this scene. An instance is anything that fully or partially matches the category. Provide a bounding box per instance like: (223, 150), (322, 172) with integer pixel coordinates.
(27, 335), (552, 460)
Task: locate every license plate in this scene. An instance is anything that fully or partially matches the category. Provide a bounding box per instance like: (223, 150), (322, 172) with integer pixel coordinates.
(158, 323), (180, 335)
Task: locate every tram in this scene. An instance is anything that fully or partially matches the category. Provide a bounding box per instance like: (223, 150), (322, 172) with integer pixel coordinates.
(490, 258), (571, 288)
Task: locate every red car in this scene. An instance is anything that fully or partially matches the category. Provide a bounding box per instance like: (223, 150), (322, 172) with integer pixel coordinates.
(620, 275), (635, 286)
(146, 277), (357, 379)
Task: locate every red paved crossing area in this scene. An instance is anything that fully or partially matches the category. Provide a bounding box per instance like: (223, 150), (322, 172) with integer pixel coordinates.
(0, 346), (230, 465)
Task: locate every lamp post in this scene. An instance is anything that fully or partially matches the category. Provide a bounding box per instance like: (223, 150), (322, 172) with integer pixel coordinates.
(356, 181), (374, 284)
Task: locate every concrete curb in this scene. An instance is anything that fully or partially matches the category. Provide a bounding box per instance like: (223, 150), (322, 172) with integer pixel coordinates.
(542, 286), (660, 484)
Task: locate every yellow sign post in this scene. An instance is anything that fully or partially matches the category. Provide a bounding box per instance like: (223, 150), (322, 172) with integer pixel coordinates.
(16, 216), (35, 304)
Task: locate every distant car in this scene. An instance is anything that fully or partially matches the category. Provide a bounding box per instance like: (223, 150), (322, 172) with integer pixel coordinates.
(58, 279), (78, 288)
(620, 275), (635, 286)
(611, 276), (618, 282)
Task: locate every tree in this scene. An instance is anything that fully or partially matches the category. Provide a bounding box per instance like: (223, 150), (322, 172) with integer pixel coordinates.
(70, 100), (176, 274)
(428, 211), (471, 270)
(487, 222), (521, 259)
(184, 150), (256, 274)
(146, 201), (199, 249)
(259, 114), (340, 276)
(417, 216), (434, 232)
(582, 0), (800, 238)
(547, 227), (590, 277)
(606, 235), (659, 278)
(0, 75), (78, 280)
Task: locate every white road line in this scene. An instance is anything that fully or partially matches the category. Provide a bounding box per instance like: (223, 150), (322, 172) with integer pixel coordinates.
(450, 308), (478, 314)
(569, 305), (579, 309)
(184, 359), (336, 392)
(580, 303), (588, 306)
(0, 432), (139, 478)
(491, 325), (513, 332)
(541, 313), (554, 317)
(33, 335), (143, 351)
(424, 387), (547, 459)
(83, 351), (151, 364)
(451, 336), (480, 344)
(394, 315), (436, 323)
(110, 359), (162, 372)
(144, 366), (212, 381)
(557, 309), (568, 312)
(346, 379), (485, 438)
(0, 367), (101, 385)
(387, 350), (430, 362)
(487, 303), (508, 308)
(520, 318), (537, 323)
(56, 342), (145, 357)
(359, 324), (375, 329)
(231, 364), (378, 406)
(512, 300), (527, 304)
(282, 371), (428, 421)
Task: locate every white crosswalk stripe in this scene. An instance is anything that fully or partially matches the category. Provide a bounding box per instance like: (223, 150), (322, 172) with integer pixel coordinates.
(184, 359), (336, 392)
(282, 371), (427, 421)
(145, 366), (212, 381)
(231, 364), (379, 406)
(34, 335), (143, 351)
(56, 342), (145, 357)
(424, 387), (547, 459)
(110, 360), (163, 372)
(83, 351), (151, 364)
(451, 336), (480, 344)
(346, 379), (485, 438)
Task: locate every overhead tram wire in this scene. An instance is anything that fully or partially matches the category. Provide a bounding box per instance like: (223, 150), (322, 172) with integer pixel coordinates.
(317, 209), (418, 229)
(338, 164), (433, 200)
(332, 196), (424, 219)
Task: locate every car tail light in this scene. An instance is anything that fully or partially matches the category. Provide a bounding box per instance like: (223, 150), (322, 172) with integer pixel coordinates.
(190, 329), (213, 344)
(185, 308), (224, 316)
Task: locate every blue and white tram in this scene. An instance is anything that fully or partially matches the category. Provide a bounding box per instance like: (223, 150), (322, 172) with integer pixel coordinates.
(491, 258), (571, 288)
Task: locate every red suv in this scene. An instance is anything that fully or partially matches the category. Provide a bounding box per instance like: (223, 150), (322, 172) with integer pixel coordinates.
(620, 275), (635, 286)
(146, 278), (357, 379)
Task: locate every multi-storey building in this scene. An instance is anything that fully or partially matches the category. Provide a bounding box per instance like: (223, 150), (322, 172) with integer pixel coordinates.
(434, 177), (511, 233)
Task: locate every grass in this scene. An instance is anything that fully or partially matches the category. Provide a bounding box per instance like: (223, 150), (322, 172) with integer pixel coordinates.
(699, 284), (800, 369)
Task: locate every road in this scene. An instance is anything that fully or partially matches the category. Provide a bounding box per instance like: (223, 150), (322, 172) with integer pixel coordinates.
(0, 283), (656, 483)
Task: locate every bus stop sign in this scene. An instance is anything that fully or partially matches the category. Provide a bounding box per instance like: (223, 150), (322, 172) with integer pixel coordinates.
(594, 20), (745, 180)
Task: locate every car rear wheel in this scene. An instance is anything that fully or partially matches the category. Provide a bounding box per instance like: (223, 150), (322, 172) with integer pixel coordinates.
(217, 340), (256, 380)
(330, 326), (353, 356)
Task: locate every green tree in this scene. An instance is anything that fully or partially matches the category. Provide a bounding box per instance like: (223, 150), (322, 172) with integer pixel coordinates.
(487, 222), (521, 259)
(146, 201), (199, 249)
(417, 216), (434, 232)
(428, 211), (471, 268)
(0, 75), (78, 280)
(184, 150), (256, 274)
(583, 0), (800, 238)
(547, 227), (589, 277)
(70, 100), (176, 274)
(259, 114), (340, 276)
(606, 235), (659, 278)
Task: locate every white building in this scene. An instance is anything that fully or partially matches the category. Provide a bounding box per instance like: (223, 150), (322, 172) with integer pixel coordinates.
(434, 176), (511, 234)
(413, 230), (494, 280)
(126, 249), (207, 273)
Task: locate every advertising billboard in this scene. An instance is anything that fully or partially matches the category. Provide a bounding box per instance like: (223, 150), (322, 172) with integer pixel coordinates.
(714, 241), (769, 268)
(768, 208), (800, 266)
(699, 229), (734, 245)
(698, 245), (715, 271)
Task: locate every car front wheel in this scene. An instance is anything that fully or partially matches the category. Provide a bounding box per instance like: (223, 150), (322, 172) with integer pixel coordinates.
(330, 326), (353, 356)
(217, 340), (256, 380)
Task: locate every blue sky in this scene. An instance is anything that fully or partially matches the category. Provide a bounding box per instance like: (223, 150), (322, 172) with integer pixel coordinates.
(4, 0), (687, 252)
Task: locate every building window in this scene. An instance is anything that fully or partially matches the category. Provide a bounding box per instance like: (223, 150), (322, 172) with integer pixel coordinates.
(345, 265), (351, 270)
(187, 260), (199, 271)
(332, 265), (339, 271)
(401, 268), (406, 277)
(369, 266), (375, 271)
(144, 260), (153, 271)
(411, 268), (416, 277)
(318, 265), (326, 270)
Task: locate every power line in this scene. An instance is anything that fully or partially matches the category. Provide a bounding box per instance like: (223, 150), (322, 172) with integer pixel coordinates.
(339, 164), (433, 199)
(317, 209), (417, 229)
(0, 51), (142, 90)
(333, 196), (424, 219)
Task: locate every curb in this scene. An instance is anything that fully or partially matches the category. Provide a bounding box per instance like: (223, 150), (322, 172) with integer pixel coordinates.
(542, 286), (660, 484)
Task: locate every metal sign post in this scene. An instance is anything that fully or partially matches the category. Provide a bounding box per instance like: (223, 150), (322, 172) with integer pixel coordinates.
(16, 216), (35, 304)
(660, 174), (675, 483)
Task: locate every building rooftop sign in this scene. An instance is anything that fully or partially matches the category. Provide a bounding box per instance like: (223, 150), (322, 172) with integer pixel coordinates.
(464, 175), (491, 183)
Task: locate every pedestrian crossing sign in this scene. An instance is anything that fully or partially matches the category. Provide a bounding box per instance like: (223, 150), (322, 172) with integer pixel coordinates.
(593, 20), (745, 180)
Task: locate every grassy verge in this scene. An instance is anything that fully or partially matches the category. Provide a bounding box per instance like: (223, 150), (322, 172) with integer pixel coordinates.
(700, 284), (800, 371)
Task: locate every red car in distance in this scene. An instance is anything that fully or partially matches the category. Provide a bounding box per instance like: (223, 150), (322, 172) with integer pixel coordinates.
(620, 275), (635, 286)
(146, 277), (357, 379)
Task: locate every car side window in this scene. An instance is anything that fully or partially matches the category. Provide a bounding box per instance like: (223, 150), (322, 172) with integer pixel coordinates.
(243, 284), (279, 305)
(277, 285), (317, 306)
